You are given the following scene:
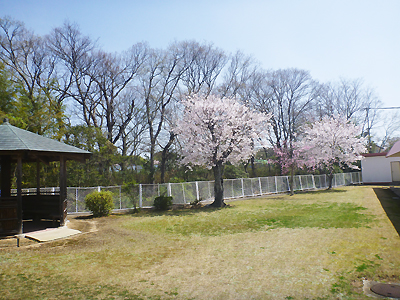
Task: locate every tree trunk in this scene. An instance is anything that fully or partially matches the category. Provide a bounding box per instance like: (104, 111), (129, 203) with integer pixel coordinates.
(327, 173), (334, 189)
(250, 156), (256, 177)
(289, 164), (295, 196)
(210, 162), (225, 207)
(148, 142), (155, 184)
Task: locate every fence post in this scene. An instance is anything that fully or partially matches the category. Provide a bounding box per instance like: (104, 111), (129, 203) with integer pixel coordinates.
(97, 186), (101, 192)
(195, 182), (199, 200)
(312, 175), (316, 189)
(119, 186), (122, 209)
(75, 188), (78, 213)
(182, 183), (186, 204)
(168, 183), (172, 197)
(299, 176), (303, 191)
(241, 178), (244, 197)
(286, 176), (290, 192)
(139, 184), (142, 208)
(258, 177), (262, 195)
(275, 176), (278, 193)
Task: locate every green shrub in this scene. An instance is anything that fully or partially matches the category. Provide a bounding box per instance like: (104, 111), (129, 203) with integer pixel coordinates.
(122, 181), (139, 212)
(84, 191), (114, 217)
(154, 195), (173, 210)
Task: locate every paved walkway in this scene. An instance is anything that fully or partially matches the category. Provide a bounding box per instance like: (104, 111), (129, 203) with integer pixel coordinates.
(24, 226), (81, 242)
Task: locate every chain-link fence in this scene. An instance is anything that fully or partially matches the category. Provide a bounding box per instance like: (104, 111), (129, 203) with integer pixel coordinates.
(57, 171), (360, 213)
(15, 172), (361, 213)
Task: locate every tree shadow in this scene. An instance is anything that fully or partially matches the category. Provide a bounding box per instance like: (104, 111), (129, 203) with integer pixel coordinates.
(295, 188), (348, 195)
(75, 215), (96, 220)
(373, 187), (400, 237)
(123, 204), (230, 218)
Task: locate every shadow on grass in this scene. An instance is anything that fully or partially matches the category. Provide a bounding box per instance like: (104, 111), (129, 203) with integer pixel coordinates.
(297, 188), (348, 195)
(373, 187), (400, 236)
(75, 215), (96, 220)
(121, 204), (231, 218)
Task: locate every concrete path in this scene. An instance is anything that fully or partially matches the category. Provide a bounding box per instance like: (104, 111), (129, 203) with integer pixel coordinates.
(24, 226), (81, 242)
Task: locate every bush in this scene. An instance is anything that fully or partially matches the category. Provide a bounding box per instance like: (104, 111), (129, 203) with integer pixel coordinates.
(84, 191), (114, 217)
(122, 181), (139, 212)
(154, 195), (173, 211)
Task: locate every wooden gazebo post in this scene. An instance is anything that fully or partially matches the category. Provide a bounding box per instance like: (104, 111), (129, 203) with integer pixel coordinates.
(1, 156), (11, 198)
(59, 155), (67, 226)
(16, 156), (23, 234)
(36, 159), (41, 197)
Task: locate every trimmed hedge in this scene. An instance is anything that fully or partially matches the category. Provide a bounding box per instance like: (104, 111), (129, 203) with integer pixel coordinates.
(154, 196), (173, 211)
(84, 191), (114, 217)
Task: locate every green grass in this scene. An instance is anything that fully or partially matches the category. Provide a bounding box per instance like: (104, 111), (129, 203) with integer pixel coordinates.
(0, 186), (399, 299)
(124, 201), (373, 236)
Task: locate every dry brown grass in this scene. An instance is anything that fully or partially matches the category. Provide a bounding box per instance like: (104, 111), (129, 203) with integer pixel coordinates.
(1, 185), (399, 299)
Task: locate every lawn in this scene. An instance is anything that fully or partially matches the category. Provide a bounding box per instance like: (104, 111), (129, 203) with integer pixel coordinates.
(1, 185), (400, 299)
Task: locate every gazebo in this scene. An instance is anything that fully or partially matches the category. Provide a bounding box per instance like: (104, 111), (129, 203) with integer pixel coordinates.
(0, 119), (91, 236)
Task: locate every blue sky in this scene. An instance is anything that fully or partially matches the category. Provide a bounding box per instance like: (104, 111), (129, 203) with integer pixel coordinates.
(1, 0), (399, 108)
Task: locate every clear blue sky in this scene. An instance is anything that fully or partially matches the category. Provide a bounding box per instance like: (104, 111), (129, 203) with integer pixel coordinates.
(1, 0), (399, 108)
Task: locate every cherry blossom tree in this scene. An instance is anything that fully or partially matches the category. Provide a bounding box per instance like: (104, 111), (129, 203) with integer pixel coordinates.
(298, 115), (366, 189)
(273, 141), (310, 195)
(174, 94), (271, 207)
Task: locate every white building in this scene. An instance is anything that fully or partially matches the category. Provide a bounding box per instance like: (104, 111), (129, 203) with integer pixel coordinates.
(361, 153), (400, 184)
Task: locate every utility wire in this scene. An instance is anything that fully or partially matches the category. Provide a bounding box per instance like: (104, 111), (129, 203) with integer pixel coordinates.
(363, 106), (400, 110)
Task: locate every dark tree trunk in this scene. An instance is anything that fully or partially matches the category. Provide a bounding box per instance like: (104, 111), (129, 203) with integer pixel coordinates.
(289, 164), (295, 196)
(250, 156), (256, 177)
(209, 162), (225, 207)
(327, 173), (334, 189)
(148, 144), (155, 184)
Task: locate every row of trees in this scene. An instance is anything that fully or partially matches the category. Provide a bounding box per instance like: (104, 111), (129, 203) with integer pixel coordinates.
(1, 16), (398, 189)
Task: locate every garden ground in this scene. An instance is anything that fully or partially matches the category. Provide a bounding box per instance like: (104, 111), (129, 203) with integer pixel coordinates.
(1, 185), (400, 299)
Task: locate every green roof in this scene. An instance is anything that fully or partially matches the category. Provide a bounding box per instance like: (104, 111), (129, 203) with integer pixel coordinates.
(0, 119), (91, 161)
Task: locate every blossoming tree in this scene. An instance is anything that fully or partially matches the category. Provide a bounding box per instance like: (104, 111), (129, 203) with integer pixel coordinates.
(298, 115), (366, 189)
(174, 94), (271, 207)
(273, 141), (309, 195)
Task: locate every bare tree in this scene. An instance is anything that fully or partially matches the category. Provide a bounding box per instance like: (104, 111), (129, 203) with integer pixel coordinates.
(378, 111), (400, 151)
(317, 78), (382, 152)
(140, 44), (190, 183)
(89, 43), (148, 144)
(218, 50), (257, 99)
(180, 41), (227, 97)
(0, 17), (62, 135)
(47, 21), (99, 127)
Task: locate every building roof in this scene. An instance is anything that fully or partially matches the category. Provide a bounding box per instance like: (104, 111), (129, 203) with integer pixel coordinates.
(386, 140), (400, 158)
(0, 119), (91, 162)
(362, 152), (388, 157)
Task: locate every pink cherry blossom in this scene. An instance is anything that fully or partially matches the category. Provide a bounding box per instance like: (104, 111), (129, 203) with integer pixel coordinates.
(174, 94), (271, 206)
(297, 115), (366, 188)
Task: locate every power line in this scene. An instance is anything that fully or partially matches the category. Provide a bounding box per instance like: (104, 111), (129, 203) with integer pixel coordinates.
(364, 106), (400, 110)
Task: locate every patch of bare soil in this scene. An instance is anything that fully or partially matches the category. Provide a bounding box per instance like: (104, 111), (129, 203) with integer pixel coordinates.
(66, 215), (97, 233)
